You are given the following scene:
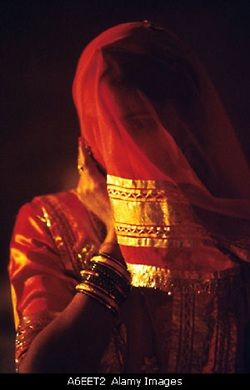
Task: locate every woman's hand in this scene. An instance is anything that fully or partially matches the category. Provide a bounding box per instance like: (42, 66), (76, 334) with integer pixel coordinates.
(76, 144), (123, 260)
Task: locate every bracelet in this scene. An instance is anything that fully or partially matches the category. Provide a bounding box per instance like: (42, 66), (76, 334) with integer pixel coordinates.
(91, 254), (131, 282)
(82, 261), (130, 294)
(75, 252), (131, 316)
(75, 282), (119, 315)
(80, 270), (126, 303)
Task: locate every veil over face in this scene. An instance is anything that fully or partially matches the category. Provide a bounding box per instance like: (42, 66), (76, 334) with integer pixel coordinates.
(73, 21), (250, 266)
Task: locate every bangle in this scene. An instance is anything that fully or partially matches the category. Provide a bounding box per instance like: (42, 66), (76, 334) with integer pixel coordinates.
(75, 253), (131, 316)
(98, 251), (128, 271)
(75, 282), (119, 315)
(80, 270), (126, 303)
(83, 262), (130, 295)
(91, 254), (131, 282)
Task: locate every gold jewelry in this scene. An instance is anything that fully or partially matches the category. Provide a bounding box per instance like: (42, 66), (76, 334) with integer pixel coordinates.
(75, 282), (119, 314)
(76, 252), (131, 316)
(90, 254), (131, 283)
(77, 139), (85, 175)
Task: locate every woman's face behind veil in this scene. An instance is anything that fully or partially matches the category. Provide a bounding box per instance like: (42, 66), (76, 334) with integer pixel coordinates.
(73, 21), (250, 200)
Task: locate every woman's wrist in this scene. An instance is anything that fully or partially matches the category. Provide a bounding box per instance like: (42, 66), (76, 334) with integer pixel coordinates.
(75, 250), (131, 316)
(99, 241), (124, 264)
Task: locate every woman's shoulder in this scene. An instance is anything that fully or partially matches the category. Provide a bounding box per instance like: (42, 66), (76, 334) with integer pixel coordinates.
(17, 188), (95, 234)
(15, 188), (104, 254)
(13, 189), (91, 245)
(12, 189), (104, 270)
(31, 188), (83, 211)
(17, 189), (85, 221)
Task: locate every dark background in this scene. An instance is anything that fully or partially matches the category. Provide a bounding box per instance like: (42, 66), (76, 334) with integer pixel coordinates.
(1, 0), (250, 373)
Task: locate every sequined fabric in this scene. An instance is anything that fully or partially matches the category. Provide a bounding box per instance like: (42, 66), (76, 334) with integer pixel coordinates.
(15, 313), (57, 367)
(127, 263), (240, 295)
(125, 264), (248, 372)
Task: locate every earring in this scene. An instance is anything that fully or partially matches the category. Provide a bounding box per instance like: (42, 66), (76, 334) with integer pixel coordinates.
(77, 138), (85, 175)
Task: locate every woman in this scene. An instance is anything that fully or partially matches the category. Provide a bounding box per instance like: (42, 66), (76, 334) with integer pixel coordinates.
(9, 21), (250, 373)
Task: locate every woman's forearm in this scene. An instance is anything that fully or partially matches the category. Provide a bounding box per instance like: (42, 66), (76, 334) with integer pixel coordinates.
(19, 293), (114, 373)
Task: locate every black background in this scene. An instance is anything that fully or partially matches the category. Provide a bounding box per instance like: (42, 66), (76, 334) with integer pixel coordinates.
(1, 0), (250, 373)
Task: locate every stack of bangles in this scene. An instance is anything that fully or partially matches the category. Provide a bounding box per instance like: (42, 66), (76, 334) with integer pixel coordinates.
(75, 252), (131, 316)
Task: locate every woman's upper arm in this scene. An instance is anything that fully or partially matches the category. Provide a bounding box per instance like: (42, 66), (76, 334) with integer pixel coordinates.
(9, 201), (76, 366)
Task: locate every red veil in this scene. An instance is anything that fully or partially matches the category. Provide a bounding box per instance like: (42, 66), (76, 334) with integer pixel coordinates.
(73, 21), (250, 267)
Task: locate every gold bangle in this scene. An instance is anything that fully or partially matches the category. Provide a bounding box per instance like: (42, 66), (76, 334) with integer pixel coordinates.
(77, 288), (119, 315)
(91, 255), (131, 282)
(80, 269), (99, 278)
(76, 285), (119, 315)
(78, 280), (117, 302)
(76, 282), (119, 313)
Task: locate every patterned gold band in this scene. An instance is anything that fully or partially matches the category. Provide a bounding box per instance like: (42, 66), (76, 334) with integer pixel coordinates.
(127, 263), (241, 295)
(107, 174), (209, 248)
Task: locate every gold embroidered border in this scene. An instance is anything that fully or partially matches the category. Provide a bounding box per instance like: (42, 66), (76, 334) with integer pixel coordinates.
(117, 235), (205, 248)
(107, 175), (172, 247)
(127, 263), (241, 294)
(107, 174), (200, 248)
(107, 175), (187, 203)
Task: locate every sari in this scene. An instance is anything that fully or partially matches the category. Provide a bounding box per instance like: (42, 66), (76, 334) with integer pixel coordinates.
(72, 21), (250, 371)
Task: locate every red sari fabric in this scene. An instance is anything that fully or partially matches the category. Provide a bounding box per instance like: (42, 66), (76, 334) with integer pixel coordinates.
(72, 21), (250, 267)
(9, 191), (250, 372)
